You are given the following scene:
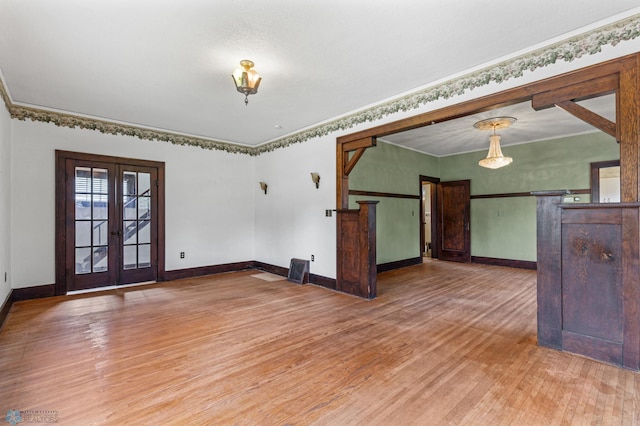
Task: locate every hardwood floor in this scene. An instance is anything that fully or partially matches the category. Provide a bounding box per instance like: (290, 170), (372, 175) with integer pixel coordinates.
(1, 261), (638, 425)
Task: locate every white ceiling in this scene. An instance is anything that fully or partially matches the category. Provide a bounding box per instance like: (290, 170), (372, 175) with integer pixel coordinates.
(0, 1), (638, 152)
(381, 95), (617, 157)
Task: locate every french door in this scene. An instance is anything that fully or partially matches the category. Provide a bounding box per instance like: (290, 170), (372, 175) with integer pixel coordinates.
(56, 151), (165, 293)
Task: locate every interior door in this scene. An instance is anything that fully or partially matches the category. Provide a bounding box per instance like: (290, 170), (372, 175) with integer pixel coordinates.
(67, 160), (118, 290)
(64, 158), (158, 291)
(437, 180), (471, 262)
(119, 165), (158, 285)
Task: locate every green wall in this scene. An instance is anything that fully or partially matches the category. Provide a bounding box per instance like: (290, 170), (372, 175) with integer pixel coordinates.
(441, 132), (618, 261)
(349, 132), (619, 264)
(349, 141), (439, 264)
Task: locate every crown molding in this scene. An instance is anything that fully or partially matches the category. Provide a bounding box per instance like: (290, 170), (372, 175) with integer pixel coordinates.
(2, 14), (639, 156)
(9, 104), (254, 155)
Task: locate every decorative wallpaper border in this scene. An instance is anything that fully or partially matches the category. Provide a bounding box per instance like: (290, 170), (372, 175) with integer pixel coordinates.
(2, 13), (639, 156)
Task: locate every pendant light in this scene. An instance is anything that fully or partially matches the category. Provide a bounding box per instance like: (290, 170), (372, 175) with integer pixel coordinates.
(474, 117), (516, 169)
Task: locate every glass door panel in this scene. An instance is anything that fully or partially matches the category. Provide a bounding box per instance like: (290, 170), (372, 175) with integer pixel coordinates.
(119, 167), (156, 284)
(74, 167), (109, 275)
(66, 161), (117, 291)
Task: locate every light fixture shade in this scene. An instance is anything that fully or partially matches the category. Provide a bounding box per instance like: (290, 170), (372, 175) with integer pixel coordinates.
(232, 60), (261, 105)
(479, 135), (513, 169)
(310, 172), (320, 188)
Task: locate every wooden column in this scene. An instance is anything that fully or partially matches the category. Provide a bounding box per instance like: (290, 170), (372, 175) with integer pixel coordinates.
(532, 191), (565, 350)
(618, 55), (640, 202)
(336, 201), (378, 299)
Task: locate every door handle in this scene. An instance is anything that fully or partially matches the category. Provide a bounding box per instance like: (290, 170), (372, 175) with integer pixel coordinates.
(465, 223), (470, 231)
(111, 231), (121, 236)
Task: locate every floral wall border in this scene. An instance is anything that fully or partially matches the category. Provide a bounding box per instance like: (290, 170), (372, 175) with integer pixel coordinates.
(1, 14), (639, 157)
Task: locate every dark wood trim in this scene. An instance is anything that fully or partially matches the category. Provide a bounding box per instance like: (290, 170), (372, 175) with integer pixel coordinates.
(377, 257), (422, 273)
(161, 261), (256, 281)
(12, 284), (56, 301)
(308, 273), (337, 290)
(337, 136), (377, 210)
(253, 262), (291, 279)
(163, 260), (337, 290)
(344, 147), (367, 176)
(618, 55), (640, 202)
(0, 284), (58, 329)
(0, 266), (340, 329)
(0, 292), (12, 330)
(55, 150), (166, 295)
(530, 74), (619, 110)
(349, 189), (420, 200)
(534, 194), (565, 350)
(471, 256), (537, 270)
(336, 55), (636, 145)
(555, 100), (617, 139)
(472, 189), (590, 199)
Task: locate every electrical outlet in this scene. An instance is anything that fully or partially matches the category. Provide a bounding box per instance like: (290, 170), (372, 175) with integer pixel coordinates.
(311, 255), (315, 262)
(180, 251), (185, 259)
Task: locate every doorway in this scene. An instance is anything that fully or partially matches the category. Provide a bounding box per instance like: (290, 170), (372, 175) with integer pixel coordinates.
(419, 175), (439, 259)
(55, 151), (165, 294)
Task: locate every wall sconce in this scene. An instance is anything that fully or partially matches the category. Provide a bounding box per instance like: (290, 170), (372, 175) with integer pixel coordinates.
(259, 181), (268, 194)
(310, 173), (320, 189)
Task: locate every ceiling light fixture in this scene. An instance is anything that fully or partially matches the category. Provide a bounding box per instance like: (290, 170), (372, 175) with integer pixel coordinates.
(232, 60), (262, 106)
(474, 117), (516, 169)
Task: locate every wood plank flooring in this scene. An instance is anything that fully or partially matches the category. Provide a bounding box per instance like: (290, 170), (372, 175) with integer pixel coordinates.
(1, 260), (639, 425)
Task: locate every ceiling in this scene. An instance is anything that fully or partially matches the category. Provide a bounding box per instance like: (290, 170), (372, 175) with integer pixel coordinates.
(0, 1), (638, 153)
(381, 95), (616, 157)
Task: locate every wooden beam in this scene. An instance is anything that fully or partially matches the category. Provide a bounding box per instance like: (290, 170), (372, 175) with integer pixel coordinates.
(337, 136), (377, 209)
(336, 55), (636, 145)
(341, 136), (376, 152)
(531, 74), (619, 110)
(344, 147), (366, 176)
(555, 100), (617, 139)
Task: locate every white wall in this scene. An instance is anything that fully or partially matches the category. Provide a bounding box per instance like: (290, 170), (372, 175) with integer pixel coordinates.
(7, 37), (640, 289)
(10, 120), (255, 288)
(254, 136), (336, 278)
(0, 104), (10, 304)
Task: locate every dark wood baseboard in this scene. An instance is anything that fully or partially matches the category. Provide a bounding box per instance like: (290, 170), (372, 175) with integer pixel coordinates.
(0, 263), (338, 329)
(253, 262), (289, 278)
(12, 284), (56, 301)
(472, 256), (537, 270)
(161, 261), (256, 281)
(252, 262), (337, 289)
(0, 284), (57, 330)
(0, 293), (11, 330)
(158, 260), (338, 289)
(309, 273), (337, 290)
(377, 257), (422, 273)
